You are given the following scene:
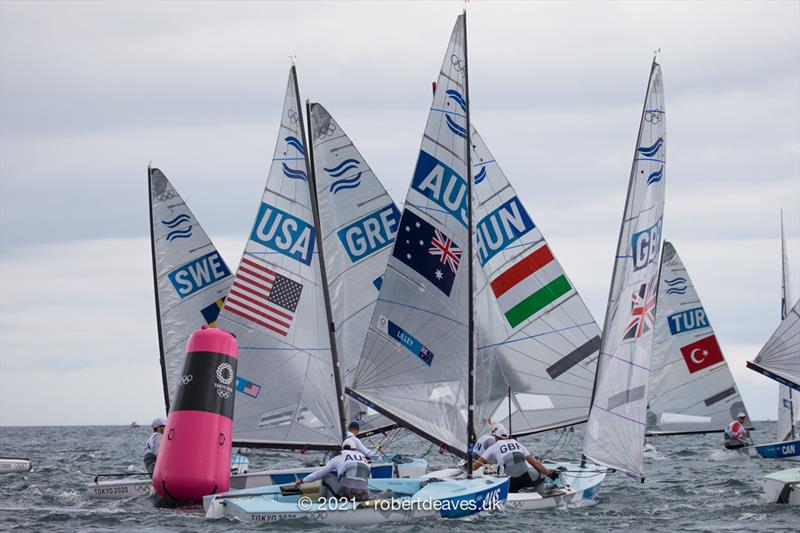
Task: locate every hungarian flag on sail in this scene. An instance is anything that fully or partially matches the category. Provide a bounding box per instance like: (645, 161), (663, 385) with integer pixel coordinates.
(490, 245), (571, 328)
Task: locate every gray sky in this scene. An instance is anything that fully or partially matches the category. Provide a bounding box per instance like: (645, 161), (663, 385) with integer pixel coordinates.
(1, 1), (798, 426)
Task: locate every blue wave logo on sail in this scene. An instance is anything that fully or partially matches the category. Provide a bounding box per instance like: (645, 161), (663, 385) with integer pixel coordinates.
(446, 89), (467, 112)
(445, 115), (467, 139)
(638, 137), (664, 157)
(325, 158), (362, 194)
(664, 276), (688, 295)
(284, 136), (305, 155)
(474, 166), (487, 185)
(161, 214), (193, 241)
(282, 162), (307, 181)
(647, 166), (664, 185)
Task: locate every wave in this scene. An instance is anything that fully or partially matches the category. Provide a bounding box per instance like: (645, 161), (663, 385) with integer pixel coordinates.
(284, 136), (305, 155)
(166, 226), (193, 241)
(474, 166), (487, 184)
(324, 158), (361, 177)
(330, 172), (362, 194)
(664, 277), (687, 286)
(445, 115), (467, 139)
(161, 214), (190, 228)
(446, 89), (467, 112)
(666, 287), (688, 295)
(638, 137), (664, 157)
(647, 166), (663, 185)
(281, 163), (307, 181)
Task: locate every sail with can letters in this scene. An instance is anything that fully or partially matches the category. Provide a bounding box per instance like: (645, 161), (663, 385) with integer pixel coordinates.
(582, 59), (666, 480)
(148, 167), (233, 411)
(748, 300), (800, 392)
(470, 127), (601, 437)
(348, 15), (473, 455)
(216, 67), (344, 450)
(646, 241), (749, 435)
(307, 102), (400, 433)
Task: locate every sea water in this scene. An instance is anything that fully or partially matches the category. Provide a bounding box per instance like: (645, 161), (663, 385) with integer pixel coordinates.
(1, 422), (798, 531)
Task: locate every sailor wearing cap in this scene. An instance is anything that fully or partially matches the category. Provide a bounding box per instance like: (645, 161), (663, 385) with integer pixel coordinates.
(471, 423), (559, 493)
(473, 423), (505, 457)
(143, 417), (166, 474)
(295, 437), (371, 501)
(723, 412), (752, 449)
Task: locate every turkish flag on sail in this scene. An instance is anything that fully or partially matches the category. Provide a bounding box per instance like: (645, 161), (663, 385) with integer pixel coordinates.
(680, 335), (725, 374)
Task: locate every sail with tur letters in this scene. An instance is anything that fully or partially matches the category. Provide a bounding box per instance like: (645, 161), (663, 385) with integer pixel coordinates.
(148, 167), (233, 411)
(471, 127), (601, 437)
(216, 67), (344, 450)
(646, 242), (749, 435)
(348, 15), (474, 455)
(582, 59), (667, 480)
(307, 101), (400, 433)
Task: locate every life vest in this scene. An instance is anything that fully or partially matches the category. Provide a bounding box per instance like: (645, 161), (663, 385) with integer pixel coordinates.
(144, 432), (161, 456)
(725, 420), (745, 440)
(495, 440), (529, 478)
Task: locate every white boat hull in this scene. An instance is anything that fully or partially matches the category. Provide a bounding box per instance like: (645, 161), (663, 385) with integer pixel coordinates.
(762, 468), (800, 505)
(0, 458), (32, 473)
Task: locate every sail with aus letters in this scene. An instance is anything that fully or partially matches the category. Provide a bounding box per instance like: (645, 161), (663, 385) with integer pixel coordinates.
(307, 101), (400, 432)
(148, 167), (233, 410)
(647, 241), (749, 435)
(471, 127), (602, 437)
(215, 66), (344, 450)
(582, 59), (666, 481)
(348, 15), (474, 455)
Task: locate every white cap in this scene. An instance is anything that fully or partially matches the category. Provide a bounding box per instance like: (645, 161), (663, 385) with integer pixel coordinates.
(151, 417), (167, 429)
(342, 437), (358, 450)
(737, 412), (747, 419)
(491, 423), (509, 438)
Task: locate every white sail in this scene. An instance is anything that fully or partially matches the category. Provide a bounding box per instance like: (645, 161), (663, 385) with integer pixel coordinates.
(777, 213), (798, 441)
(308, 102), (400, 432)
(349, 15), (472, 454)
(646, 242), (749, 435)
(583, 60), (666, 480)
(148, 167), (234, 409)
(470, 127), (601, 437)
(753, 299), (800, 390)
(216, 67), (343, 449)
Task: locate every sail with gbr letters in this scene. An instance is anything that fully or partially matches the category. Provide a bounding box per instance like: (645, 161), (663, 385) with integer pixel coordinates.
(348, 15), (473, 455)
(148, 167), (233, 410)
(646, 242), (749, 435)
(582, 59), (666, 480)
(216, 67), (344, 450)
(470, 127), (602, 437)
(307, 102), (400, 432)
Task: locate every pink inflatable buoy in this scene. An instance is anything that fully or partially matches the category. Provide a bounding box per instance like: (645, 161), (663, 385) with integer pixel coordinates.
(153, 326), (237, 501)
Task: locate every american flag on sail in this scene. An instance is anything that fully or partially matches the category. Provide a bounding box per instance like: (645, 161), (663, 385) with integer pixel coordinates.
(224, 256), (303, 337)
(623, 275), (657, 340)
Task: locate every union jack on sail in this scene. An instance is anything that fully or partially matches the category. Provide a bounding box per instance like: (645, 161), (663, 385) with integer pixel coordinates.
(429, 229), (462, 273)
(623, 275), (657, 340)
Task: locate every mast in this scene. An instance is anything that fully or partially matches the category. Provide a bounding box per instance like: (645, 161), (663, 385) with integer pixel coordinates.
(462, 10), (476, 476)
(147, 165), (170, 413)
(301, 83), (347, 439)
(780, 210), (795, 440)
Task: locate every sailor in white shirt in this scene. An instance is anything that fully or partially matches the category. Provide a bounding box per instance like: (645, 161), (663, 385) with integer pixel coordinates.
(473, 423), (505, 456)
(344, 421), (380, 459)
(295, 438), (371, 501)
(471, 424), (558, 493)
(143, 417), (166, 474)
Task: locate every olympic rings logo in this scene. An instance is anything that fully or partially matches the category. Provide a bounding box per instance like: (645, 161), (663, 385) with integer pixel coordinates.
(316, 123), (336, 139)
(311, 511), (328, 521)
(216, 363), (234, 385)
(217, 389), (231, 399)
(179, 374), (193, 386)
(287, 109), (300, 125)
(645, 111), (662, 124)
(450, 54), (466, 73)
(157, 189), (178, 202)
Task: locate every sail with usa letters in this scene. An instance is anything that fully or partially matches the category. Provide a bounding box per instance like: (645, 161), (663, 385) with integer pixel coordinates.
(582, 59), (667, 481)
(148, 167), (233, 410)
(470, 127), (601, 437)
(647, 241), (750, 435)
(215, 67), (344, 450)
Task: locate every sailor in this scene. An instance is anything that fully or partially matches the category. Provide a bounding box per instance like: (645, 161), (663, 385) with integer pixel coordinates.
(474, 423), (504, 456)
(723, 412), (752, 449)
(295, 438), (370, 501)
(471, 424), (559, 493)
(344, 421), (380, 459)
(143, 417), (166, 474)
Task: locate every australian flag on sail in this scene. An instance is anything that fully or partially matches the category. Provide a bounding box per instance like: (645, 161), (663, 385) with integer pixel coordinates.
(392, 210), (461, 296)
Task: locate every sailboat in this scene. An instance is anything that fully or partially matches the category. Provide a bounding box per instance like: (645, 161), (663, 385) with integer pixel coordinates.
(205, 14), (509, 524)
(581, 57), (667, 482)
(746, 215), (800, 460)
(646, 241), (751, 436)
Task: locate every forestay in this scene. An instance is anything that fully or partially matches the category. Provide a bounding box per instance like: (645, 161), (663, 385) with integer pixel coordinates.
(348, 16), (472, 454)
(216, 67), (343, 449)
(583, 60), (666, 480)
(470, 127), (601, 437)
(148, 167), (233, 409)
(647, 242), (749, 435)
(308, 102), (400, 432)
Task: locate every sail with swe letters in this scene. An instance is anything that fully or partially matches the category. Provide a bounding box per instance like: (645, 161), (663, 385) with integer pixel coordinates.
(149, 167), (233, 409)
(349, 16), (472, 454)
(470, 127), (602, 437)
(215, 67), (342, 449)
(647, 242), (749, 435)
(308, 102), (400, 432)
(583, 60), (666, 480)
